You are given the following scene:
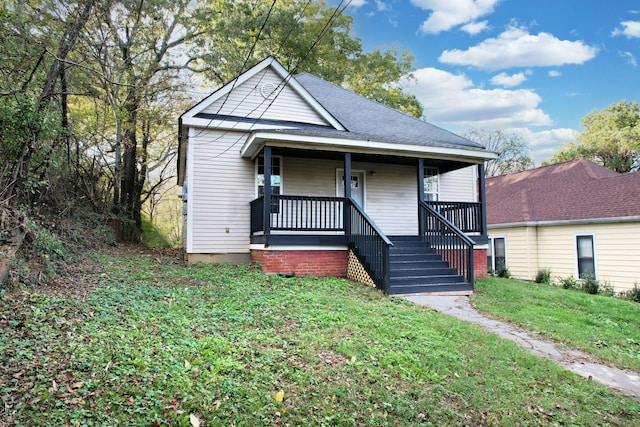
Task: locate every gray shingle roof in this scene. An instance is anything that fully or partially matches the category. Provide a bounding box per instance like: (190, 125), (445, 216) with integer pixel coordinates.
(294, 72), (487, 152)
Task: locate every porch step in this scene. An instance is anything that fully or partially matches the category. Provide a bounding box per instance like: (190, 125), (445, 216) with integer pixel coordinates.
(386, 236), (470, 295)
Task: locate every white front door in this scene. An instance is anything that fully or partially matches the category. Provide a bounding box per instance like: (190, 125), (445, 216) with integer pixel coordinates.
(336, 169), (366, 208)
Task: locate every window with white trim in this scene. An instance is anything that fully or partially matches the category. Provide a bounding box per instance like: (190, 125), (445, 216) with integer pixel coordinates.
(424, 166), (439, 201)
(487, 236), (506, 273)
(256, 155), (282, 197)
(576, 235), (596, 279)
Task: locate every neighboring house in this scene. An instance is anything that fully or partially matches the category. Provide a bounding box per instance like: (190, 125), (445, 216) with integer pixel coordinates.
(486, 158), (640, 292)
(178, 57), (496, 295)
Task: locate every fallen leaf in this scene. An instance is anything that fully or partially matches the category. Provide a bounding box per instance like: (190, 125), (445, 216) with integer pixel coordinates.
(274, 390), (284, 402)
(71, 382), (84, 389)
(184, 360), (192, 369)
(189, 414), (200, 427)
(62, 372), (75, 381)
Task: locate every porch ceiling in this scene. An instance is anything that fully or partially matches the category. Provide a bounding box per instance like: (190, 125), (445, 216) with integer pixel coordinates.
(241, 131), (495, 170)
(269, 147), (473, 173)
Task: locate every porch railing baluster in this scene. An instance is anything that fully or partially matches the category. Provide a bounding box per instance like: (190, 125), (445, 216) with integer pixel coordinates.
(424, 201), (482, 233)
(419, 201), (474, 286)
(347, 199), (392, 293)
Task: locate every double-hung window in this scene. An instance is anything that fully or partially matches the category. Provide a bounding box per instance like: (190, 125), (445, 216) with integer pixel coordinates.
(257, 155), (282, 212)
(424, 167), (439, 201)
(576, 234), (596, 279)
(487, 236), (506, 273)
(256, 155), (282, 197)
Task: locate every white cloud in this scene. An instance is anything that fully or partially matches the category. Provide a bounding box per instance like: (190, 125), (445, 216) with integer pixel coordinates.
(612, 20), (640, 38)
(461, 20), (490, 35)
(490, 71), (528, 87)
(349, 0), (367, 8)
(402, 67), (552, 129)
(548, 70), (561, 77)
(507, 127), (577, 164)
(439, 26), (598, 70)
(411, 0), (500, 34)
(375, 0), (390, 12)
(619, 51), (638, 67)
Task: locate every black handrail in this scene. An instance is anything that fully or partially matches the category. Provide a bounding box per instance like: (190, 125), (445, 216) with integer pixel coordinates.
(419, 200), (475, 286)
(347, 199), (393, 293)
(250, 196), (265, 234)
(423, 201), (482, 233)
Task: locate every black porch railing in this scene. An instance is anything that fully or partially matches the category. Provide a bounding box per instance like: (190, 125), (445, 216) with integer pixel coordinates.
(419, 200), (475, 286)
(423, 201), (482, 233)
(251, 195), (344, 233)
(272, 195), (344, 231)
(251, 194), (476, 291)
(250, 197), (265, 234)
(347, 199), (392, 292)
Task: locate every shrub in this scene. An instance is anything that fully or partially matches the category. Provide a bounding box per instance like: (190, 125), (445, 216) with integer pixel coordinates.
(620, 283), (640, 303)
(496, 267), (511, 278)
(559, 276), (579, 290)
(581, 274), (600, 295)
(597, 280), (614, 297)
(29, 220), (68, 261)
(535, 268), (551, 284)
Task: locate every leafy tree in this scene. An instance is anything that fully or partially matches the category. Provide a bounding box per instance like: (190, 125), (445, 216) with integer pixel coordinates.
(0, 1), (96, 205)
(197, 0), (423, 117)
(2, 0), (424, 244)
(464, 129), (534, 177)
(547, 100), (640, 173)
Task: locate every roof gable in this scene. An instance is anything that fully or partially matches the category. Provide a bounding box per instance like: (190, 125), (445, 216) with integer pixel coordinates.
(486, 158), (640, 224)
(181, 57), (343, 130)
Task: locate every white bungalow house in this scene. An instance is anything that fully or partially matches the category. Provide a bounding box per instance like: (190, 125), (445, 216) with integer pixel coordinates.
(177, 57), (496, 295)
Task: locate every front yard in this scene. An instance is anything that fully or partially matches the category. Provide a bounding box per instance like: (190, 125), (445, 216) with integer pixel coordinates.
(473, 277), (640, 372)
(1, 250), (639, 426)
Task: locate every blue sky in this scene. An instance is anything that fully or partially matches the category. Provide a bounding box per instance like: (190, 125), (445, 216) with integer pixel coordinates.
(343, 0), (640, 163)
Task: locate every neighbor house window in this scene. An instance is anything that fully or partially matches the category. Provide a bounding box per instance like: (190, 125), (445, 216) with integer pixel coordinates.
(488, 236), (506, 273)
(256, 155), (282, 197)
(576, 235), (596, 279)
(424, 167), (439, 201)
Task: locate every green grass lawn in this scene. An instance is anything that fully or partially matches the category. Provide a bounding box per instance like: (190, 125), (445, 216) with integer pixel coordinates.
(473, 277), (640, 373)
(2, 253), (639, 426)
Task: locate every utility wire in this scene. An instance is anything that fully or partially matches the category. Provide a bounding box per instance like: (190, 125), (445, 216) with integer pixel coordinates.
(187, 0), (353, 163)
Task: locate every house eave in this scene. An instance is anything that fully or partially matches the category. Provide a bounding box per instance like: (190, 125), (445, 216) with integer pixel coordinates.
(488, 215), (640, 229)
(241, 131), (497, 163)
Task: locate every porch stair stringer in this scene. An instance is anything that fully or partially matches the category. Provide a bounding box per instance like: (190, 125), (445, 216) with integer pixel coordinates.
(387, 236), (472, 295)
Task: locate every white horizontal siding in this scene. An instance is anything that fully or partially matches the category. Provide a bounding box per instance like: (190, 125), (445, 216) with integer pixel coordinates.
(188, 129), (254, 253)
(284, 158), (418, 235)
(440, 166), (477, 202)
(356, 162), (418, 235)
(201, 68), (329, 126)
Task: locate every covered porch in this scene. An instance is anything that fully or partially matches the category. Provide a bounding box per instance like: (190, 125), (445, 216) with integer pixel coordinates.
(248, 144), (488, 295)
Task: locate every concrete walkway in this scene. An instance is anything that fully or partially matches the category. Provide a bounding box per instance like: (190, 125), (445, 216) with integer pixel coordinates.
(405, 295), (640, 400)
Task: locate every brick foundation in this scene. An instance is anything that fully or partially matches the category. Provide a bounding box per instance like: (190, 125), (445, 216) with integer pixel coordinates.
(251, 249), (348, 277)
(474, 248), (488, 279)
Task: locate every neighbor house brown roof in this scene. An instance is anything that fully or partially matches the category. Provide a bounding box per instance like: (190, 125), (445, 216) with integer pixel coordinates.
(486, 158), (640, 225)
